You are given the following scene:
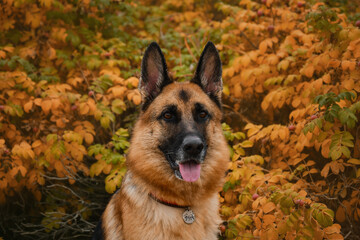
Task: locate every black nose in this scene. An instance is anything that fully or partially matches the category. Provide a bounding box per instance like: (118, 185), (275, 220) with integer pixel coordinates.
(182, 136), (204, 157)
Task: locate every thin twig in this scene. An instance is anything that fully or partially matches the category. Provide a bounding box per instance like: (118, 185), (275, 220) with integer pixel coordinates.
(184, 37), (197, 62)
(240, 31), (258, 50)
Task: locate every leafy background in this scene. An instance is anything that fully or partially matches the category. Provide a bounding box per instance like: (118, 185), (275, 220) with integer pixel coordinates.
(0, 0), (360, 239)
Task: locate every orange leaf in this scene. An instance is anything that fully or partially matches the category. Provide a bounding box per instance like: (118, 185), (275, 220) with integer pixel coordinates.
(132, 94), (141, 105)
(263, 202), (276, 213)
(23, 100), (33, 113)
(84, 133), (94, 145)
(324, 224), (341, 235)
(342, 79), (354, 90)
(335, 206), (346, 222)
(321, 163), (330, 178)
(18, 165), (27, 177)
(303, 65), (314, 78)
(259, 40), (268, 54)
(79, 103), (89, 115)
(327, 233), (344, 240)
(321, 139), (331, 158)
(32, 140), (42, 148)
(41, 99), (52, 115)
(263, 214), (275, 226)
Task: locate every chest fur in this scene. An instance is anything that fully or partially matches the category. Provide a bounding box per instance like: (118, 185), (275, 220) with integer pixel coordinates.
(121, 195), (220, 240)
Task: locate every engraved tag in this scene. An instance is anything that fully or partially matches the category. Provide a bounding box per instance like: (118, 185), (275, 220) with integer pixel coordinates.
(182, 208), (195, 224)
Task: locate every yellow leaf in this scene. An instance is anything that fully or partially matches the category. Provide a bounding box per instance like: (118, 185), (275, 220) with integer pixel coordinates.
(278, 60), (289, 71)
(105, 178), (116, 194)
(245, 123), (262, 137)
(108, 86), (127, 98)
(126, 77), (139, 87)
(240, 140), (253, 148)
(39, 0), (52, 7)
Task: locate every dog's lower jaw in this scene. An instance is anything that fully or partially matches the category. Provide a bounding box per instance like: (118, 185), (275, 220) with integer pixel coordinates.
(175, 170), (182, 180)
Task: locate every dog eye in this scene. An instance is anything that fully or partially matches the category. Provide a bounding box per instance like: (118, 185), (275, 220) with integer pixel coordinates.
(163, 112), (174, 120)
(199, 111), (208, 118)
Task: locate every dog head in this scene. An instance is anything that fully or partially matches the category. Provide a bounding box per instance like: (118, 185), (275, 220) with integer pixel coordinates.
(127, 42), (229, 201)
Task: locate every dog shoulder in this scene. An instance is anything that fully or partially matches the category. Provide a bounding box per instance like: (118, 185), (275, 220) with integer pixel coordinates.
(101, 190), (124, 240)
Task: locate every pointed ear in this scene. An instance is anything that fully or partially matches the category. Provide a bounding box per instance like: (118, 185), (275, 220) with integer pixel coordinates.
(191, 42), (223, 107)
(139, 42), (172, 109)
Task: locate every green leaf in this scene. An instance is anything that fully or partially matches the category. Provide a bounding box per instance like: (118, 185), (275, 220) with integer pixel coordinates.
(66, 30), (81, 47)
(111, 99), (126, 114)
(236, 214), (253, 229)
(239, 140), (253, 148)
(329, 148), (341, 161)
(313, 205), (334, 228)
(100, 116), (110, 129)
(46, 134), (58, 142)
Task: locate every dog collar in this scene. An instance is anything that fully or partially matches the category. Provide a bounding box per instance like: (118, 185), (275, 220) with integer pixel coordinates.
(148, 193), (196, 224)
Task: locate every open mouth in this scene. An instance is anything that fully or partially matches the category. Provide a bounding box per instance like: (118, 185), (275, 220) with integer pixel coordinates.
(175, 160), (201, 182)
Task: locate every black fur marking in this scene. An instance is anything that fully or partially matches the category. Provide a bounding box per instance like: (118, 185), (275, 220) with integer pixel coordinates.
(158, 102), (211, 172)
(91, 219), (104, 240)
(158, 127), (207, 171)
(194, 102), (211, 123)
(208, 93), (222, 109)
(179, 89), (190, 102)
(157, 104), (180, 124)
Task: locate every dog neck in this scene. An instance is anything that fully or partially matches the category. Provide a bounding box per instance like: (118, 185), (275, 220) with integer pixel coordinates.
(148, 192), (190, 209)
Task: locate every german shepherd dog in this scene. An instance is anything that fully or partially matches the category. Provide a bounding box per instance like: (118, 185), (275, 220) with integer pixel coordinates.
(93, 42), (229, 240)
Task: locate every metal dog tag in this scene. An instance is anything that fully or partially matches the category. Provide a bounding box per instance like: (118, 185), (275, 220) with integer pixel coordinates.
(183, 208), (195, 224)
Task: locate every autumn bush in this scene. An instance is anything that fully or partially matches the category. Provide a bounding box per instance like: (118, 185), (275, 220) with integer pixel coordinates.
(0, 0), (359, 239)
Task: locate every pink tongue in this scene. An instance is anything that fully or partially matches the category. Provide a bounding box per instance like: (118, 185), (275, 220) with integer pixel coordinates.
(179, 162), (201, 182)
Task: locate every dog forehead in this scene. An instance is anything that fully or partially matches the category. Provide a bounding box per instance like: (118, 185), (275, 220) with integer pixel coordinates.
(159, 82), (209, 103)
(143, 82), (221, 118)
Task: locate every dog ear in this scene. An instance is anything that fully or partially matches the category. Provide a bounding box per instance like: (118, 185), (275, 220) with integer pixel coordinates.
(139, 42), (172, 109)
(191, 42), (222, 107)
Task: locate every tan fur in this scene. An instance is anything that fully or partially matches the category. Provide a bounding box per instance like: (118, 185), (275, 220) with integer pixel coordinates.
(102, 82), (229, 240)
